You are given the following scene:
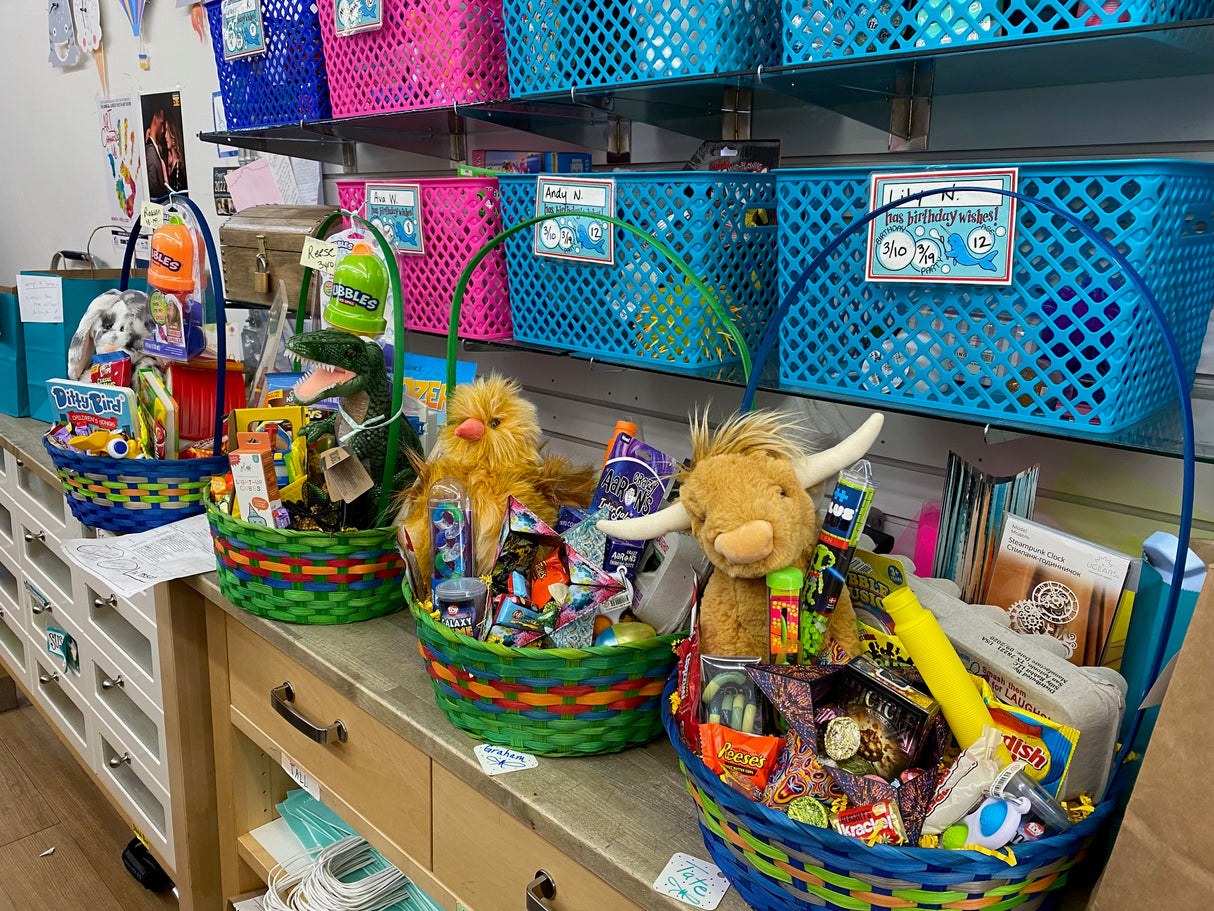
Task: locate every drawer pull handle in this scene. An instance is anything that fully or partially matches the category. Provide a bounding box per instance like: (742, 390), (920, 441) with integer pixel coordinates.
(109, 752), (132, 768)
(94, 595), (118, 609)
(101, 675), (125, 691)
(15, 459), (23, 468)
(526, 871), (556, 911)
(271, 682), (347, 744)
(31, 602), (51, 615)
(38, 672), (58, 685)
(24, 530), (45, 543)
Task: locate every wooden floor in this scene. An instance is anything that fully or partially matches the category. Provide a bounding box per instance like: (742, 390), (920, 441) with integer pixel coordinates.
(0, 695), (178, 911)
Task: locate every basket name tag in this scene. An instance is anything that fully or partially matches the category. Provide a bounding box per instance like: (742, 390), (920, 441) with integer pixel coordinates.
(300, 236), (340, 273)
(280, 752), (321, 801)
(141, 201), (165, 229)
(534, 177), (616, 265)
(221, 0), (267, 60)
(653, 853), (730, 909)
(321, 447), (374, 503)
(474, 744), (539, 776)
(366, 184), (424, 255)
(867, 167), (1018, 285)
(335, 0), (384, 36)
(46, 626), (80, 674)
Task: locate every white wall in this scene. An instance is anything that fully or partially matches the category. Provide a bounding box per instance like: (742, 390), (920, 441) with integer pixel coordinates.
(0, 0), (228, 279)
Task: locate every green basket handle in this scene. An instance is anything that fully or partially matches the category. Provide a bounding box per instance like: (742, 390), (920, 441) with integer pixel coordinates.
(444, 212), (753, 397)
(296, 211), (405, 525)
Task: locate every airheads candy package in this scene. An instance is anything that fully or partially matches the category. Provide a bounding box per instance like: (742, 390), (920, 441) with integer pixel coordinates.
(593, 432), (675, 580)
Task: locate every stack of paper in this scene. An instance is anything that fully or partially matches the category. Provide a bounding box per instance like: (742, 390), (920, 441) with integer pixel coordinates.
(932, 451), (1039, 603)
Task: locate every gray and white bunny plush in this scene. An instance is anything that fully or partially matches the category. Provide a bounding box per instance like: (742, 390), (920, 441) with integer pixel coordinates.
(67, 289), (160, 381)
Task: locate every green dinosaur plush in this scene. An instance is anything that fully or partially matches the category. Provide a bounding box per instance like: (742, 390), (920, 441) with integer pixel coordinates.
(285, 329), (422, 526)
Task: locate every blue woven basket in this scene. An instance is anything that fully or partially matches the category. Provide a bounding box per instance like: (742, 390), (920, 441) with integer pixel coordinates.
(662, 677), (1113, 911)
(503, 0), (779, 95)
(498, 172), (777, 373)
(783, 0), (1214, 64)
(204, 0), (331, 129)
(44, 198), (232, 534)
(778, 160), (1214, 434)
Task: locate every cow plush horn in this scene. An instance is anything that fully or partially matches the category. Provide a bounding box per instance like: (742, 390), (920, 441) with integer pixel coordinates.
(792, 413), (884, 490)
(596, 413), (884, 542)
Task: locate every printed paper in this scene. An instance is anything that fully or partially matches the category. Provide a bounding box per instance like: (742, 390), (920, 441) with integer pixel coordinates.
(59, 514), (218, 598)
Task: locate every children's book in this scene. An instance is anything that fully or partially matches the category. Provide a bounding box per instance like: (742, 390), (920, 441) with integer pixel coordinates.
(45, 378), (137, 436)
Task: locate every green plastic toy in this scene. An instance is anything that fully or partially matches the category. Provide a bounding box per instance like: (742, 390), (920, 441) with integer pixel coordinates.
(323, 242), (389, 336)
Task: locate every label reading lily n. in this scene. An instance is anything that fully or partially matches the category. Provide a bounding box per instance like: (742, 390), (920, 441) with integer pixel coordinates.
(220, 0), (267, 60)
(533, 176), (615, 265)
(866, 167), (1018, 285)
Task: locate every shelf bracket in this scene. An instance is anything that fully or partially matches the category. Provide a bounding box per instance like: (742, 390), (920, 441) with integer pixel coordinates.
(448, 113), (467, 164)
(722, 87), (753, 141)
(888, 59), (933, 152)
(341, 141), (358, 173)
(607, 116), (631, 165)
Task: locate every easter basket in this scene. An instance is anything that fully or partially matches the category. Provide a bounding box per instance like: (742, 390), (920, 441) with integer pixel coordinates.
(411, 213), (752, 755)
(205, 212), (410, 624)
(663, 676), (1115, 911)
(43, 197), (231, 533)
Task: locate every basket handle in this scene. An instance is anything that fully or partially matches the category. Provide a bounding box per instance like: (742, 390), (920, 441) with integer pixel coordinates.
(745, 185), (1194, 802)
(443, 212), (753, 397)
(118, 195), (229, 456)
(295, 211), (406, 526)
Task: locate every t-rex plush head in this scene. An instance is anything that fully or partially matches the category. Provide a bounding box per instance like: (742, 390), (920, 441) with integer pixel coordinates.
(599, 410), (883, 658)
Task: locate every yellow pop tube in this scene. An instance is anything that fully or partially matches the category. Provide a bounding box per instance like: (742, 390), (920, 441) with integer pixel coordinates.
(882, 587), (1013, 763)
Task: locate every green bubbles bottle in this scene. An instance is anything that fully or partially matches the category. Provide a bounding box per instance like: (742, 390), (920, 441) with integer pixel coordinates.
(323, 242), (389, 337)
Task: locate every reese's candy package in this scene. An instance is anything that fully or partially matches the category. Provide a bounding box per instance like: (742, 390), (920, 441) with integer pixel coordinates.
(700, 723), (784, 793)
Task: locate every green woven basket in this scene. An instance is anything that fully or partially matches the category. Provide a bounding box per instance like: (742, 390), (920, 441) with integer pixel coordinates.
(413, 603), (680, 756)
(207, 495), (405, 624)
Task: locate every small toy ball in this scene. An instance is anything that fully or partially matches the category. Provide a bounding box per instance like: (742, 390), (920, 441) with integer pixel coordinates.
(594, 621), (657, 647)
(593, 615), (613, 638)
(787, 796), (828, 828)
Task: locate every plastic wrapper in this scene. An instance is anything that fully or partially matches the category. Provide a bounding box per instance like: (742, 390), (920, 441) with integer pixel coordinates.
(762, 729), (846, 809)
(701, 656), (764, 734)
(699, 723), (784, 793)
(923, 726), (1006, 835)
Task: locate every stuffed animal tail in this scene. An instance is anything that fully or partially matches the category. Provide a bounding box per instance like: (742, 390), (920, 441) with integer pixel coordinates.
(534, 453), (598, 509)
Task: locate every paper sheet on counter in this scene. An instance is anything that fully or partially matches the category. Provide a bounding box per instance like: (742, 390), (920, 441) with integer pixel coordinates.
(59, 513), (216, 597)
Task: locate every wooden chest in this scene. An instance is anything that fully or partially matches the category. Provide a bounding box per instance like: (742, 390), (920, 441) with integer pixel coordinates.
(219, 205), (339, 307)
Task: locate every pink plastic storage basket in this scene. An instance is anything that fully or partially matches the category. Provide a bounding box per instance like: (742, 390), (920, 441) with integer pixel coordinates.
(316, 0), (510, 117)
(336, 178), (511, 340)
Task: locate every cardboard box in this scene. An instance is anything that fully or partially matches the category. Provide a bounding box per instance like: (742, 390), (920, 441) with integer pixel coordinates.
(470, 151), (593, 174)
(1088, 538), (1214, 911)
(0, 287), (28, 416)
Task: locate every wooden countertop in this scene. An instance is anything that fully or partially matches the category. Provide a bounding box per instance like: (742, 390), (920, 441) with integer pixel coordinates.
(0, 411), (748, 911)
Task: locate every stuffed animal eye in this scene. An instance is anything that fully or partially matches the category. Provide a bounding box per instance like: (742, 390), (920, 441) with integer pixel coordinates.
(779, 487), (789, 498)
(488, 418), (501, 428)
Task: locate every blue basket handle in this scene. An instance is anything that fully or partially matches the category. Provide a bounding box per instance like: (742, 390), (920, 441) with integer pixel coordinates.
(744, 185), (1195, 802)
(119, 195), (229, 456)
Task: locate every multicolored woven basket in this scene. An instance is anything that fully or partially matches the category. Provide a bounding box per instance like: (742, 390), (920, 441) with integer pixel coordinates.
(44, 199), (231, 534)
(662, 677), (1113, 911)
(203, 212), (414, 625)
(206, 496), (405, 624)
(413, 603), (679, 756)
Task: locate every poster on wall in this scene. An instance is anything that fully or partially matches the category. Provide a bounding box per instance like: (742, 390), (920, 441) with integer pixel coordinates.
(98, 94), (143, 232)
(141, 90), (189, 199)
(214, 167), (238, 215)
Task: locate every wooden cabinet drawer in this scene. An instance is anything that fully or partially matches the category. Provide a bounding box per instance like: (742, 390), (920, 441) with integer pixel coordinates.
(226, 618), (432, 870)
(14, 504), (75, 610)
(76, 572), (162, 706)
(88, 648), (169, 791)
(29, 650), (91, 755)
(432, 765), (647, 911)
(0, 549), (22, 623)
(12, 460), (78, 540)
(94, 712), (175, 867)
(0, 601), (28, 685)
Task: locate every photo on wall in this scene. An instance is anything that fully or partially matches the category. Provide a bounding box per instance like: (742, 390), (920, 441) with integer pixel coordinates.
(141, 89), (188, 199)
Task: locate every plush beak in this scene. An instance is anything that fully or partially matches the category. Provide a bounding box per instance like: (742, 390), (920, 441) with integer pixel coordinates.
(454, 418), (486, 441)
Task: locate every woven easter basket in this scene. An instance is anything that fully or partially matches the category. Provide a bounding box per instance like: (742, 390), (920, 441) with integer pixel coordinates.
(44, 198), (231, 533)
(662, 677), (1114, 911)
(205, 213), (413, 625)
(410, 212), (756, 755)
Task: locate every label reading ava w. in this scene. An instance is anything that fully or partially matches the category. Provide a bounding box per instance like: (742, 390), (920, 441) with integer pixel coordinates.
(866, 168), (1018, 285)
(366, 183), (424, 255)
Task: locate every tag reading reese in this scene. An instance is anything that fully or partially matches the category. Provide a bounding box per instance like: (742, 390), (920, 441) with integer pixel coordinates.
(300, 235), (340, 273)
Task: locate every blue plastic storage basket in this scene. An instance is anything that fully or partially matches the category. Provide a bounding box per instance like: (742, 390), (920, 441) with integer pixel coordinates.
(204, 0), (330, 130)
(777, 160), (1214, 434)
(503, 0), (779, 95)
(784, 0), (1214, 64)
(499, 172), (777, 372)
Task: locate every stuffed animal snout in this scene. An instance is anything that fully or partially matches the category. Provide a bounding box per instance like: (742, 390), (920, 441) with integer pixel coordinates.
(714, 520), (774, 564)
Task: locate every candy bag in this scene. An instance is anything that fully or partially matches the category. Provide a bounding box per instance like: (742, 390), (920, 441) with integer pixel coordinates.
(700, 723), (784, 792)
